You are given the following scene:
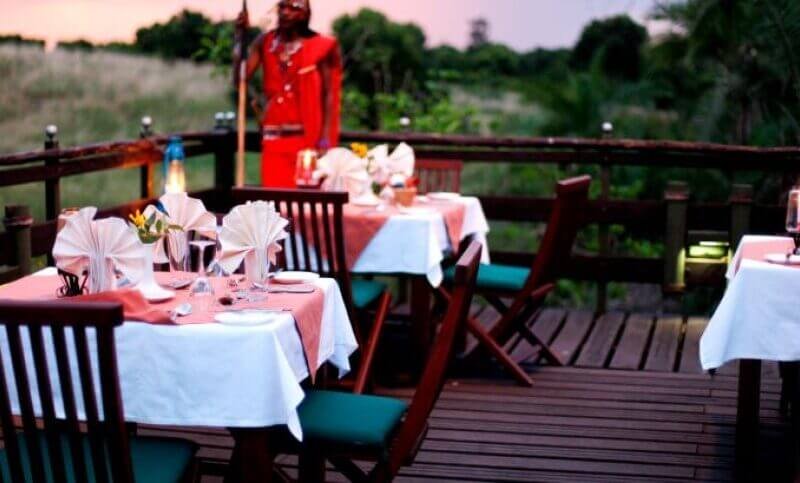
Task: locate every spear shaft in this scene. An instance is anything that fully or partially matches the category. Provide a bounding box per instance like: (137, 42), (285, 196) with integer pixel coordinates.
(235, 0), (249, 187)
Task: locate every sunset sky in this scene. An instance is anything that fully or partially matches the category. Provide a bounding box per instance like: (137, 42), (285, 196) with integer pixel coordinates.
(0, 0), (662, 51)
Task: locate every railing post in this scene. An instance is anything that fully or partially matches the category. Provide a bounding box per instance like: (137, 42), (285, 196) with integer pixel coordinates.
(663, 181), (689, 295)
(139, 116), (156, 200)
(214, 112), (236, 193)
(44, 125), (60, 221)
(729, 184), (753, 253)
(596, 121), (613, 313)
(4, 205), (33, 277)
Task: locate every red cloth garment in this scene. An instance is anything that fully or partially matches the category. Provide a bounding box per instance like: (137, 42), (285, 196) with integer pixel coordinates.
(260, 32), (342, 188)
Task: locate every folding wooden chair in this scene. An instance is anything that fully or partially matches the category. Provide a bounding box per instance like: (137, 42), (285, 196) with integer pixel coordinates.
(415, 159), (463, 194)
(277, 241), (482, 482)
(438, 175), (591, 386)
(231, 188), (392, 394)
(0, 300), (198, 483)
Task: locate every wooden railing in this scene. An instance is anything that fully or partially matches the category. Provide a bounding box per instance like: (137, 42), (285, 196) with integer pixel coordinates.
(2, 121), (798, 308)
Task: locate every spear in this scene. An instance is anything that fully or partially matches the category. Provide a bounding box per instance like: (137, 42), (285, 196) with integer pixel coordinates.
(235, 0), (249, 187)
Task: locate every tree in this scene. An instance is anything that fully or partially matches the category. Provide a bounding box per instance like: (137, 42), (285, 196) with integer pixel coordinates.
(333, 8), (427, 128)
(571, 15), (648, 80)
(469, 18), (489, 48)
(653, 0), (800, 144)
(57, 39), (95, 52)
(135, 10), (215, 60)
(466, 43), (521, 77)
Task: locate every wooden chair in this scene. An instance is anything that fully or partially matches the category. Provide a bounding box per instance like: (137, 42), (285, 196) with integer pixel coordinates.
(279, 241), (482, 482)
(231, 188), (392, 394)
(0, 300), (198, 483)
(415, 159), (463, 194)
(439, 175), (591, 386)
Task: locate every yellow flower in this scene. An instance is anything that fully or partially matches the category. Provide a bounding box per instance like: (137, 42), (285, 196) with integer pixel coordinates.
(350, 142), (368, 158)
(129, 210), (146, 229)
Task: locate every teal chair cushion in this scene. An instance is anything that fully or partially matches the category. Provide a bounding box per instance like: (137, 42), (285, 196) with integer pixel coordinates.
(299, 390), (408, 447)
(351, 279), (387, 309)
(0, 432), (195, 483)
(444, 263), (530, 292)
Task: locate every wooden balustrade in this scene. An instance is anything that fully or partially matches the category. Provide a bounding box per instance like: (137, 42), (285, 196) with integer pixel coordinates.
(0, 122), (797, 304)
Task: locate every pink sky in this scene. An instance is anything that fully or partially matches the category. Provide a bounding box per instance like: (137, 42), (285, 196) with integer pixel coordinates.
(0, 0), (661, 51)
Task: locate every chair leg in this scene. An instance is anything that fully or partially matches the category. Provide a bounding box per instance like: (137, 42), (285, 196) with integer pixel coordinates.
(354, 292), (392, 394)
(517, 323), (565, 366)
(465, 315), (533, 386)
(330, 456), (370, 483)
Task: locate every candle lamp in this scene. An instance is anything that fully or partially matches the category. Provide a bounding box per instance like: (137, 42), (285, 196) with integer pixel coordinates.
(295, 149), (319, 187)
(786, 187), (800, 254)
(163, 136), (187, 194)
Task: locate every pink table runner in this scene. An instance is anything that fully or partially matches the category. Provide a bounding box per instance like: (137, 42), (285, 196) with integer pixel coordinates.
(734, 238), (795, 274)
(0, 272), (325, 381)
(342, 200), (466, 268)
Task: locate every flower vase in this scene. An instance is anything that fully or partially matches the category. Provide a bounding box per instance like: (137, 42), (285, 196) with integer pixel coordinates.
(134, 242), (175, 302)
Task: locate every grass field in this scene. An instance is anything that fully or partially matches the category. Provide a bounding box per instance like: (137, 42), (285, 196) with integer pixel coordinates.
(0, 45), (258, 221)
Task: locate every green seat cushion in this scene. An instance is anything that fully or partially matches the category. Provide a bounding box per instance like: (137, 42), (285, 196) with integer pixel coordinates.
(351, 279), (387, 309)
(444, 263), (530, 292)
(0, 432), (195, 483)
(299, 390), (408, 447)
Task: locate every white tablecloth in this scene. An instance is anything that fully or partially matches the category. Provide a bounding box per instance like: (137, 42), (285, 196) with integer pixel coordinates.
(1, 270), (357, 440)
(351, 196), (491, 286)
(700, 236), (800, 370)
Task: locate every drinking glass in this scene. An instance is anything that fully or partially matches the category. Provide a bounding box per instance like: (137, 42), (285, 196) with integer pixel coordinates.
(244, 248), (271, 301)
(166, 231), (191, 277)
(189, 239), (217, 311)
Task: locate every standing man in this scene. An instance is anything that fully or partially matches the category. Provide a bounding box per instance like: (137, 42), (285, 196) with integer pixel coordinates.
(234, 0), (342, 187)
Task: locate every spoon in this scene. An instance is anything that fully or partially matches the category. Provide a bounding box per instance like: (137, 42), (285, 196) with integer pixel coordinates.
(170, 303), (193, 320)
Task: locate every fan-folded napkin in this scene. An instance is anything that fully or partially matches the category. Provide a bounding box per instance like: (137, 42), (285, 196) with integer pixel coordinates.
(218, 201), (289, 278)
(52, 207), (143, 293)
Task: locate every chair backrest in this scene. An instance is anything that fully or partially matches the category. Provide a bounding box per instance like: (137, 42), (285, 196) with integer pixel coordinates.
(0, 301), (131, 483)
(230, 187), (356, 317)
(525, 175), (591, 290)
(385, 241), (481, 476)
(415, 159), (463, 194)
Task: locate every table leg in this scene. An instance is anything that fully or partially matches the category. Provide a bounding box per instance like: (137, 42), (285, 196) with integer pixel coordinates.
(298, 443), (326, 482)
(226, 428), (278, 483)
(735, 359), (761, 482)
(410, 275), (434, 374)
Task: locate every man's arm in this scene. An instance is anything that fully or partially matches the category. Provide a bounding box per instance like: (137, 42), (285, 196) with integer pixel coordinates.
(233, 33), (265, 86)
(317, 45), (341, 150)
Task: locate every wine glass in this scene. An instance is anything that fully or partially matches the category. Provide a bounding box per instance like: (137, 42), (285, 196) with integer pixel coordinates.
(786, 189), (800, 255)
(189, 239), (217, 311)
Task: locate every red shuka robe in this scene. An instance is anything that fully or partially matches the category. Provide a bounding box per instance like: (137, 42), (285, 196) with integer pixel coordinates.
(260, 32), (342, 188)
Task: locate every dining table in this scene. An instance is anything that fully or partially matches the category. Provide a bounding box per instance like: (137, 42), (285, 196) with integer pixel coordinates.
(700, 235), (800, 481)
(345, 193), (490, 363)
(0, 267), (358, 482)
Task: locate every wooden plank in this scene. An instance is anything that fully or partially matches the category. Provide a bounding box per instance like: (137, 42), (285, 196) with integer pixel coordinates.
(575, 312), (625, 368)
(519, 308), (565, 363)
(644, 315), (683, 372)
(547, 310), (595, 365)
(609, 313), (654, 370)
(679, 317), (706, 374)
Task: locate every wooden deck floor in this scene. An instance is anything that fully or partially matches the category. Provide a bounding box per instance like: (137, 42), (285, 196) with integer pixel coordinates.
(135, 308), (794, 482)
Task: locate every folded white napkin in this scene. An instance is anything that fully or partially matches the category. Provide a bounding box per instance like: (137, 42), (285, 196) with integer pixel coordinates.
(143, 193), (218, 264)
(218, 201), (289, 277)
(314, 147), (370, 199)
(52, 207), (143, 293)
(369, 142), (415, 184)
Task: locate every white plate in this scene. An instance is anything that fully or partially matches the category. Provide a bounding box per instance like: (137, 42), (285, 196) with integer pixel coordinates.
(428, 192), (461, 201)
(764, 253), (800, 265)
(399, 207), (435, 216)
(137, 286), (175, 303)
(273, 271), (321, 285)
(350, 197), (380, 207)
(214, 310), (280, 326)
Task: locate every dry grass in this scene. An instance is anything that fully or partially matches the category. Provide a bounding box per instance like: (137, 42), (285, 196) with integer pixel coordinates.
(0, 45), (230, 152)
(0, 46), (243, 223)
